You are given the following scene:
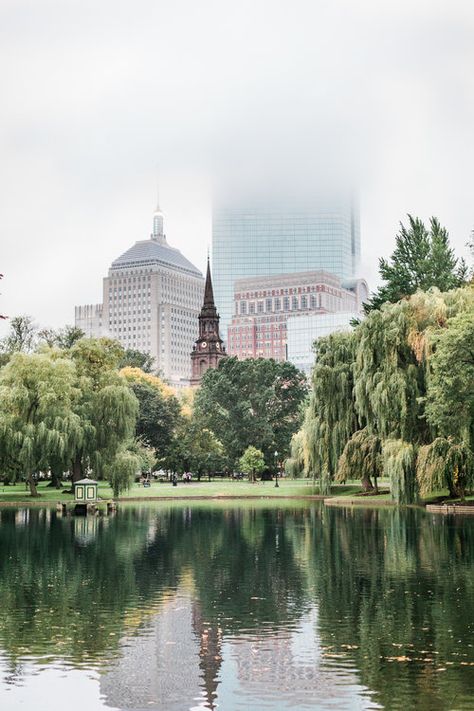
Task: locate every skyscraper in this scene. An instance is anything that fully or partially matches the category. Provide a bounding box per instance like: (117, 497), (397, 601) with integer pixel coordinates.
(75, 201), (204, 386)
(212, 197), (360, 339)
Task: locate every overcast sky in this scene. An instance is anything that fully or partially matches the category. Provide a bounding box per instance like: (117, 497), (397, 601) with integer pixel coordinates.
(1, 0), (473, 334)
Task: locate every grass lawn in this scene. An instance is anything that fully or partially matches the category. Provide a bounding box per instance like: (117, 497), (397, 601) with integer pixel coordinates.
(0, 478), (370, 504)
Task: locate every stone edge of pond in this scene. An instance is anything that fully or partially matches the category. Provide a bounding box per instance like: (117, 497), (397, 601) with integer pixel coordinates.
(0, 494), (327, 507)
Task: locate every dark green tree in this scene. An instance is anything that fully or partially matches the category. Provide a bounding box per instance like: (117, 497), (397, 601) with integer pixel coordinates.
(119, 348), (155, 373)
(194, 357), (307, 468)
(366, 216), (466, 312)
(129, 380), (182, 463)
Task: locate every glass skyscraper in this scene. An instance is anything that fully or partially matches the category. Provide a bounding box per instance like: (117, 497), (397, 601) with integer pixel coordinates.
(212, 197), (361, 339)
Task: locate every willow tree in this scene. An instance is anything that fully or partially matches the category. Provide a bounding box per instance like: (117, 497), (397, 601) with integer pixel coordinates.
(67, 339), (139, 484)
(299, 331), (358, 493)
(0, 353), (81, 495)
(337, 428), (382, 492)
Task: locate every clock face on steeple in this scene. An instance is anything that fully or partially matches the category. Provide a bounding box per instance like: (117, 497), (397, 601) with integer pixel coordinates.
(201, 341), (207, 349)
(216, 342), (220, 350)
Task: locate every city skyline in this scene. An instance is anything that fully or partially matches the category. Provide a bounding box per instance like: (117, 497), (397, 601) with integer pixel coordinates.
(1, 0), (473, 334)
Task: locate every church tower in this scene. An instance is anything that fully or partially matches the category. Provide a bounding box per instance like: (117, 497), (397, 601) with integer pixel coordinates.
(190, 258), (227, 386)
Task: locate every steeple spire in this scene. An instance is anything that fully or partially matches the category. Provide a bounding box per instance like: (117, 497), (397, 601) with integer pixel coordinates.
(203, 256), (216, 308)
(190, 256), (227, 386)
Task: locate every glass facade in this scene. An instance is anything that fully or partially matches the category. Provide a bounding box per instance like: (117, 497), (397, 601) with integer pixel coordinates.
(286, 312), (359, 375)
(212, 198), (360, 339)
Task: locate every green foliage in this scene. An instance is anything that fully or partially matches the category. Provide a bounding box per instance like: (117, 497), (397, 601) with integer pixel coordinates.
(425, 309), (474, 450)
(105, 449), (141, 498)
(297, 332), (358, 493)
(337, 429), (382, 491)
(0, 353), (81, 495)
(128, 380), (182, 463)
(296, 285), (474, 503)
(417, 437), (474, 499)
(0, 340), (140, 494)
(119, 348), (155, 373)
(180, 421), (225, 478)
(383, 439), (418, 504)
(366, 215), (466, 312)
(239, 446), (266, 482)
(38, 325), (85, 350)
(194, 357), (307, 468)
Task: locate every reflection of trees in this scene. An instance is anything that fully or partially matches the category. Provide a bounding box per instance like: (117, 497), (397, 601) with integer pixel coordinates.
(303, 506), (474, 709)
(1, 504), (473, 709)
(0, 505), (307, 671)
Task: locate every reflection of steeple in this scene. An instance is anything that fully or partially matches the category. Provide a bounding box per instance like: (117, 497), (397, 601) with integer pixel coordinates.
(192, 600), (222, 711)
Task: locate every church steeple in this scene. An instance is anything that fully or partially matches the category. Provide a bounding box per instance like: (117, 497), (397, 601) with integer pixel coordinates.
(190, 257), (227, 386)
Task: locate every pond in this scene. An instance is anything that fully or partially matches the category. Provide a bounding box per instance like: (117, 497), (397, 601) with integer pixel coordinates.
(0, 502), (473, 710)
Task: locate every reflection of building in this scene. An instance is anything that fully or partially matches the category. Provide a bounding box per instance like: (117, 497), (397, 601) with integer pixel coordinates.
(75, 201), (204, 387)
(227, 271), (367, 361)
(213, 197), (361, 339)
(190, 259), (227, 386)
(100, 594), (223, 711)
(287, 311), (360, 375)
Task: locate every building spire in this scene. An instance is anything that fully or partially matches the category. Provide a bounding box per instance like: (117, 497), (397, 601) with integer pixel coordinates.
(152, 181), (166, 244)
(203, 255), (215, 308)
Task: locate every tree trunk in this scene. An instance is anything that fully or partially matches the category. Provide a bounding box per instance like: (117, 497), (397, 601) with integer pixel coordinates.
(27, 473), (39, 497)
(47, 471), (62, 489)
(361, 475), (374, 493)
(72, 456), (83, 484)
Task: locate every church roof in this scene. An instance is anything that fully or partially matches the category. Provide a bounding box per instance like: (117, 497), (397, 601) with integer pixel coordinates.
(111, 239), (203, 277)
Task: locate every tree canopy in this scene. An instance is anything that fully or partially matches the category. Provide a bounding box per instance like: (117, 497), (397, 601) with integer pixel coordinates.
(194, 357), (308, 469)
(366, 216), (466, 312)
(292, 286), (474, 501)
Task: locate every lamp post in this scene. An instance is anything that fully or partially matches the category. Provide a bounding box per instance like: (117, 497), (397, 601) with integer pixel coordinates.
(274, 450), (279, 488)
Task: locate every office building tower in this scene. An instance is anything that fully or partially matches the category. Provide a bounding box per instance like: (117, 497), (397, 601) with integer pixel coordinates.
(75, 201), (204, 386)
(212, 196), (360, 339)
(227, 270), (367, 362)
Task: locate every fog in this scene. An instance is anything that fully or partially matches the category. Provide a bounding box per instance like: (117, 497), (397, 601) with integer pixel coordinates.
(0, 0), (473, 332)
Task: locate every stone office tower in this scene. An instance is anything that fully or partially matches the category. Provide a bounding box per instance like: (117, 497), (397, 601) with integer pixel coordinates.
(190, 258), (227, 386)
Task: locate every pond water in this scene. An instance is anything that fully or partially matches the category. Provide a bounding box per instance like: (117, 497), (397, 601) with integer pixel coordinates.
(0, 503), (473, 710)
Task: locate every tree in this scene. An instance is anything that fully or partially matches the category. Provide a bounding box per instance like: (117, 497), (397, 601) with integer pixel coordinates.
(366, 216), (466, 312)
(425, 310), (474, 451)
(239, 446), (265, 482)
(0, 353), (81, 495)
(38, 325), (85, 350)
(182, 421), (225, 480)
(194, 357), (307, 469)
(67, 339), (139, 484)
(119, 348), (155, 373)
(301, 332), (358, 492)
(0, 315), (37, 354)
(120, 367), (182, 465)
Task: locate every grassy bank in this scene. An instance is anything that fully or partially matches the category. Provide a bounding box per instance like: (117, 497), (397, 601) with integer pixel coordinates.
(2, 478), (469, 507)
(0, 478), (360, 504)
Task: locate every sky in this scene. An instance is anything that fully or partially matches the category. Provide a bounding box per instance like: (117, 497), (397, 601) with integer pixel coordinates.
(1, 0), (473, 333)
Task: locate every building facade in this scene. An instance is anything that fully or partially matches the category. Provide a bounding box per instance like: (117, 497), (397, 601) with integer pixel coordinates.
(75, 203), (204, 386)
(227, 270), (367, 361)
(287, 311), (360, 375)
(190, 259), (227, 386)
(212, 197), (360, 339)
(74, 303), (103, 338)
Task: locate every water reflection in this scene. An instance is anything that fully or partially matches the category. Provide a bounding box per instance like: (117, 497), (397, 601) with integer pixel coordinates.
(0, 504), (473, 710)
